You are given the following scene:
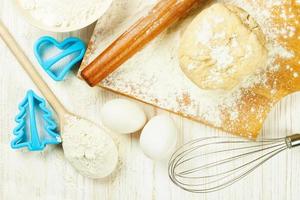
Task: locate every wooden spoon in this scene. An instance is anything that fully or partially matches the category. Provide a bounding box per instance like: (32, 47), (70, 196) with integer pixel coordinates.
(0, 21), (118, 179)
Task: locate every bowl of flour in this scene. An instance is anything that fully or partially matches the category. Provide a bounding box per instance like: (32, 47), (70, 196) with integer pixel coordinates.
(14, 0), (113, 32)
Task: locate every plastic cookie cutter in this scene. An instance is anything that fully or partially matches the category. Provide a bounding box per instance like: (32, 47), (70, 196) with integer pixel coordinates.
(12, 90), (61, 151)
(34, 36), (86, 81)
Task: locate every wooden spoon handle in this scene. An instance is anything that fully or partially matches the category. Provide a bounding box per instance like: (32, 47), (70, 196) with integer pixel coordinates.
(81, 0), (200, 87)
(0, 21), (68, 117)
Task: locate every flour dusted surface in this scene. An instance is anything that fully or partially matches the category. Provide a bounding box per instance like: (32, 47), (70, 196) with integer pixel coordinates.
(18, 0), (111, 28)
(179, 3), (269, 91)
(80, 0), (299, 138)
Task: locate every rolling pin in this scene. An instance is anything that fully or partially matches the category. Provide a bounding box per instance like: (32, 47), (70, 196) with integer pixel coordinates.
(81, 0), (201, 87)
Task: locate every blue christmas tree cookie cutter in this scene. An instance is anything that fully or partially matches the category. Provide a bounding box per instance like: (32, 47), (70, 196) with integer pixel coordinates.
(12, 90), (61, 151)
(34, 36), (86, 81)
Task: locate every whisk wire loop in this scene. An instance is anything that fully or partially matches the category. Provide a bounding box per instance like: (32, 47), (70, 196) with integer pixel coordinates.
(169, 134), (300, 193)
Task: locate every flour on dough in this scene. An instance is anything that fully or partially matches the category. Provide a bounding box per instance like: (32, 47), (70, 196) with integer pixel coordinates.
(179, 3), (268, 91)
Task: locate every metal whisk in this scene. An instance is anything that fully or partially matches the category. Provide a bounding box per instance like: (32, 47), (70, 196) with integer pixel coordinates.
(168, 134), (300, 193)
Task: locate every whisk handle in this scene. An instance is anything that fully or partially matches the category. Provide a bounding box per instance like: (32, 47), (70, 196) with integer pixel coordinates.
(285, 134), (300, 148)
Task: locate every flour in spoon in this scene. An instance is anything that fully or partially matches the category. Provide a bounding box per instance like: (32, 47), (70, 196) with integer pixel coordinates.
(62, 115), (118, 179)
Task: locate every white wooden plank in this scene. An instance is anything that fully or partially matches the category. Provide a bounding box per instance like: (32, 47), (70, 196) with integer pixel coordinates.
(1, 0), (300, 199)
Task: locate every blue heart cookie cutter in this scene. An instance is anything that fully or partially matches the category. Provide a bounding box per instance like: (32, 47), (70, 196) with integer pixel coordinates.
(34, 36), (86, 81)
(12, 90), (61, 151)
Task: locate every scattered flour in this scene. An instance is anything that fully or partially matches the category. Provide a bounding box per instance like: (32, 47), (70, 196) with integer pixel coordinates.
(210, 45), (234, 70)
(197, 22), (213, 44)
(293, 72), (299, 78)
(80, 0), (298, 138)
(18, 0), (112, 28)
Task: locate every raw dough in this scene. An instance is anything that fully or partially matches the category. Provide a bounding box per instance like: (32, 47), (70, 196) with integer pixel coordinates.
(179, 3), (268, 91)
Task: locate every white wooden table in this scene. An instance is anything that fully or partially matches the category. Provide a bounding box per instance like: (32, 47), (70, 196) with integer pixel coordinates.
(1, 1), (300, 199)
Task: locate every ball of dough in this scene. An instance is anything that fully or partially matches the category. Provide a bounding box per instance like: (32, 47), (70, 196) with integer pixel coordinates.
(179, 3), (268, 90)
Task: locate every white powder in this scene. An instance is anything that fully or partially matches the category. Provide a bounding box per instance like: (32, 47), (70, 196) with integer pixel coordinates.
(19, 0), (111, 28)
(214, 16), (225, 24)
(210, 45), (234, 70)
(197, 22), (213, 44)
(62, 115), (118, 179)
(80, 0), (298, 138)
(188, 63), (197, 71)
(214, 31), (226, 39)
(293, 72), (299, 78)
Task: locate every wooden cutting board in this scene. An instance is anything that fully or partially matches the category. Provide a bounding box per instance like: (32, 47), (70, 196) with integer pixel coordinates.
(79, 0), (300, 139)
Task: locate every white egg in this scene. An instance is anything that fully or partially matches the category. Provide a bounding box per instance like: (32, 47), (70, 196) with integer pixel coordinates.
(140, 115), (178, 160)
(100, 99), (147, 134)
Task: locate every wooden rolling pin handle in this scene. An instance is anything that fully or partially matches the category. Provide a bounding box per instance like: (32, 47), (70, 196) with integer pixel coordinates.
(81, 0), (200, 87)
